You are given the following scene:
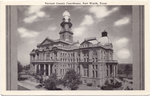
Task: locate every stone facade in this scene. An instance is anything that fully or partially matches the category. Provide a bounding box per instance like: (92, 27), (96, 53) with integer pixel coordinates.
(30, 9), (118, 87)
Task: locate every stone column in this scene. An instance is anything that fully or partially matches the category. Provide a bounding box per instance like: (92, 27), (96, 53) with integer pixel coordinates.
(89, 50), (93, 62)
(42, 52), (44, 61)
(116, 65), (118, 77)
(97, 64), (101, 78)
(97, 50), (101, 62)
(53, 52), (55, 60)
(30, 55), (32, 61)
(101, 65), (103, 78)
(89, 64), (93, 77)
(80, 51), (83, 62)
(34, 55), (36, 61)
(44, 64), (46, 75)
(74, 64), (77, 72)
(108, 65), (110, 77)
(48, 64), (51, 76)
(80, 64), (83, 76)
(39, 64), (40, 71)
(35, 64), (37, 73)
(74, 52), (77, 62)
(113, 65), (115, 77)
(44, 53), (46, 61)
(41, 53), (43, 61)
(39, 53), (41, 61)
(57, 52), (60, 61)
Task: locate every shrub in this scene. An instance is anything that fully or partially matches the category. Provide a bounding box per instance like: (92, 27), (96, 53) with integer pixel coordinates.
(44, 79), (57, 90)
(57, 78), (63, 85)
(104, 80), (109, 85)
(62, 69), (82, 90)
(113, 82), (122, 88)
(44, 73), (57, 90)
(87, 83), (92, 87)
(101, 85), (113, 90)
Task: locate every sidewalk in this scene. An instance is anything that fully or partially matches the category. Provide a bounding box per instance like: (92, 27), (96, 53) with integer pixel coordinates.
(18, 80), (46, 90)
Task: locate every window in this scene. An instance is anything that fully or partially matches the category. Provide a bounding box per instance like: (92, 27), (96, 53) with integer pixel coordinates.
(96, 65), (98, 69)
(93, 50), (97, 56)
(93, 58), (94, 62)
(62, 34), (64, 40)
(93, 65), (94, 69)
(46, 53), (50, 60)
(96, 71), (98, 77)
(96, 58), (98, 62)
(84, 70), (86, 76)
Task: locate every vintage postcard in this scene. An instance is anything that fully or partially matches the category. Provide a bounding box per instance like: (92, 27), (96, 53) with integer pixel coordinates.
(0, 0), (150, 95)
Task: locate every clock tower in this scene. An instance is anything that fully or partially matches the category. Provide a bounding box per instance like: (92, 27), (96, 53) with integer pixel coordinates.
(59, 8), (73, 42)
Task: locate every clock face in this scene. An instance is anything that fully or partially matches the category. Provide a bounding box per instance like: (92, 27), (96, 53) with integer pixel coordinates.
(64, 16), (69, 22)
(65, 24), (69, 31)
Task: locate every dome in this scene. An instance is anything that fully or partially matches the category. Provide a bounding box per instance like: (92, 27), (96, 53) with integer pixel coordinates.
(98, 30), (112, 45)
(63, 10), (70, 17)
(98, 36), (112, 45)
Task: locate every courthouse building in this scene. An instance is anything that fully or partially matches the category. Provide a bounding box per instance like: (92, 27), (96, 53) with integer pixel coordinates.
(30, 9), (118, 86)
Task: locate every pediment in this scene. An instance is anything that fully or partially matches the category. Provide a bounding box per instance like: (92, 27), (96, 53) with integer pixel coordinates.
(42, 40), (51, 45)
(80, 41), (91, 45)
(40, 38), (54, 46)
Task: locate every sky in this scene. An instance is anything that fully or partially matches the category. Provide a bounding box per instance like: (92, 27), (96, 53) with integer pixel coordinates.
(17, 5), (132, 66)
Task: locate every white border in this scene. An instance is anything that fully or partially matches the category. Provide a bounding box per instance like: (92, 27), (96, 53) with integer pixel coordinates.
(1, 0), (150, 95)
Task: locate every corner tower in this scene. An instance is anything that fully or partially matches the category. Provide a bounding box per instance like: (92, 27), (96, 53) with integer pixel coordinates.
(59, 8), (73, 42)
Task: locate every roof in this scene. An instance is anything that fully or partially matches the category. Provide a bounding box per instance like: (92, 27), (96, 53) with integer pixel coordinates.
(98, 36), (112, 45)
(63, 10), (70, 17)
(37, 38), (75, 47)
(81, 37), (98, 45)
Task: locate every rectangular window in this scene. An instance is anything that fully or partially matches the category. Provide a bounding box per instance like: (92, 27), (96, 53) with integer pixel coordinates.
(96, 71), (98, 77)
(93, 71), (94, 77)
(96, 65), (98, 69)
(84, 70), (86, 76)
(96, 58), (98, 62)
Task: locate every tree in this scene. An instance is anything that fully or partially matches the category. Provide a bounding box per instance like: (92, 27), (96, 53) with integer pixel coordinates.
(35, 69), (45, 84)
(118, 69), (122, 74)
(124, 65), (132, 78)
(44, 73), (58, 90)
(23, 64), (30, 71)
(18, 61), (22, 80)
(62, 69), (82, 90)
(18, 61), (22, 73)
